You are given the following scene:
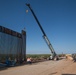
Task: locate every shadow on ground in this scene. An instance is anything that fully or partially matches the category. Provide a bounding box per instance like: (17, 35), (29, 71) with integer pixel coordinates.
(62, 74), (76, 75)
(0, 67), (8, 71)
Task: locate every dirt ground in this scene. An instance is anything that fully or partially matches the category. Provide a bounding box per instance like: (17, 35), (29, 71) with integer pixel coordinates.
(0, 59), (76, 75)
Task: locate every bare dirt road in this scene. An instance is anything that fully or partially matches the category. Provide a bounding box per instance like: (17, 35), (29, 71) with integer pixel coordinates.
(0, 59), (76, 75)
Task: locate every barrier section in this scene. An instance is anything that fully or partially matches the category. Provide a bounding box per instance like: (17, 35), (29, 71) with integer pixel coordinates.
(0, 26), (26, 63)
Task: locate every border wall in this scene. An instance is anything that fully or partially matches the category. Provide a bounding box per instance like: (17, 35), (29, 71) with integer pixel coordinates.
(0, 26), (26, 63)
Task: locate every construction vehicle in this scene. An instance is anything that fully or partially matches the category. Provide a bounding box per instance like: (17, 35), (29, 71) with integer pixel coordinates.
(26, 4), (58, 60)
(72, 54), (76, 62)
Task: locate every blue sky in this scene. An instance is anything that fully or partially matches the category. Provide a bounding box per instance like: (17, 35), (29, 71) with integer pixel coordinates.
(0, 0), (76, 54)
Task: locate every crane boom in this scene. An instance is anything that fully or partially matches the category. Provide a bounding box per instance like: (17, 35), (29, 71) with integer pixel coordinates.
(26, 4), (57, 59)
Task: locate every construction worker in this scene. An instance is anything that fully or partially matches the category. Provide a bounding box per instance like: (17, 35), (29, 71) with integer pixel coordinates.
(27, 57), (32, 64)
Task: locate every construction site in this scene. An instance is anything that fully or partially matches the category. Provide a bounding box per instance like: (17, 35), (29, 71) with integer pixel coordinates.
(0, 1), (76, 75)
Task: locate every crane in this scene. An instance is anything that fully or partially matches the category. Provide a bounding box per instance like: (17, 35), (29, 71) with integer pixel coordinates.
(26, 3), (58, 60)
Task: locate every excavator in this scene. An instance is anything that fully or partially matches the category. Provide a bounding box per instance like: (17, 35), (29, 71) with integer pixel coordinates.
(26, 4), (58, 60)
